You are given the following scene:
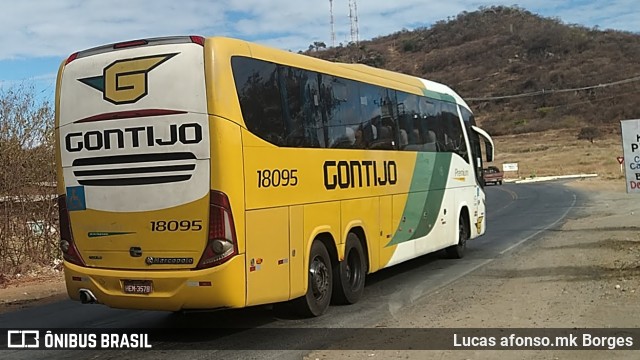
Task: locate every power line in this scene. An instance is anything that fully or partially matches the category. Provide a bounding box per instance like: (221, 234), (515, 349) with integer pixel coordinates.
(466, 74), (640, 101)
(544, 88), (640, 109)
(477, 88), (640, 118)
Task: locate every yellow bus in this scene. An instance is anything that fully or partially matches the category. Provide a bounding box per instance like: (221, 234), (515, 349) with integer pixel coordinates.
(55, 36), (494, 316)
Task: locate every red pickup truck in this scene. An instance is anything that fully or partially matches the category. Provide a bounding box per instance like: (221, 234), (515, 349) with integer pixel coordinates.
(483, 166), (504, 185)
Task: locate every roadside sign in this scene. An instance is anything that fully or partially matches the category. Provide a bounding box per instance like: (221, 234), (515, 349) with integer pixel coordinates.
(616, 156), (624, 165)
(502, 163), (518, 172)
(620, 119), (640, 193)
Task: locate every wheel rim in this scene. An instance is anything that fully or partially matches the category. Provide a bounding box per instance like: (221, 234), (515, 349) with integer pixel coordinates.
(310, 255), (329, 301)
(345, 249), (362, 290)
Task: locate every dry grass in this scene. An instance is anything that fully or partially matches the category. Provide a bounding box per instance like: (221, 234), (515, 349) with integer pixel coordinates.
(491, 128), (626, 181)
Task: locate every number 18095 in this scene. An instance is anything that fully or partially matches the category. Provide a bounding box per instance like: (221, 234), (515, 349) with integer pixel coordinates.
(150, 220), (202, 232)
(257, 169), (298, 188)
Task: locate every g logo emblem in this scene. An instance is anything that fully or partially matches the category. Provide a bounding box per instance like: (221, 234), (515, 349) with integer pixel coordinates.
(79, 53), (178, 105)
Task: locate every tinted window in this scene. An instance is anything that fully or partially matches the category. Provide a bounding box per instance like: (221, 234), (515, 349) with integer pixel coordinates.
(232, 57), (285, 146)
(321, 76), (361, 149)
(363, 86), (396, 150)
(376, 89), (398, 150)
(279, 66), (325, 147)
(461, 106), (482, 183)
(442, 102), (468, 162)
(352, 83), (380, 149)
(397, 92), (440, 152)
(231, 56), (469, 157)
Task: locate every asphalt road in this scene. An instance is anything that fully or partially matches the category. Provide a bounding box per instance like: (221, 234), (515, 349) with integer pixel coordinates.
(0, 181), (581, 359)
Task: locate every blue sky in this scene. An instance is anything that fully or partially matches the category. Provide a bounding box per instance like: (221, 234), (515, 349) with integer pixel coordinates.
(0, 0), (638, 104)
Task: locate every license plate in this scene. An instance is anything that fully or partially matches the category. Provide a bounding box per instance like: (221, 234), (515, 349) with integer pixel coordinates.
(123, 280), (153, 294)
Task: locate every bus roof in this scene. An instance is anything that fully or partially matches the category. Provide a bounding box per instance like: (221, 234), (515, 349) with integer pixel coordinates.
(334, 63), (470, 110)
(214, 36), (470, 109)
(61, 35), (472, 112)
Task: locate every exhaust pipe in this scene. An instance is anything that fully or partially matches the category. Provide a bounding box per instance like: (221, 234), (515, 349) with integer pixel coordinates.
(79, 289), (98, 304)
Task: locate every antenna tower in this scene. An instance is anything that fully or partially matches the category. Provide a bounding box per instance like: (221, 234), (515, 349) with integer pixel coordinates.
(329, 0), (336, 47)
(348, 0), (359, 44)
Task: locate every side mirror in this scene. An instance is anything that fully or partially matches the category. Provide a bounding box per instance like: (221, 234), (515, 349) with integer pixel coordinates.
(485, 141), (494, 162)
(471, 125), (494, 163)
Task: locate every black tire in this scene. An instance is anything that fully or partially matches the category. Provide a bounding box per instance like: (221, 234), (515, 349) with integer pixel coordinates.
(446, 213), (469, 259)
(332, 233), (366, 305)
(499, 180), (503, 185)
(292, 240), (333, 317)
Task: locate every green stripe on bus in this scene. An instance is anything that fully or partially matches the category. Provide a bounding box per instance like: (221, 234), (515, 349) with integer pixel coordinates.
(87, 231), (135, 238)
(423, 89), (457, 104)
(386, 152), (451, 246)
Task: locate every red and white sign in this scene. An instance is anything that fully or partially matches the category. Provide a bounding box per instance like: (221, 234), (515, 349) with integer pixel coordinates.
(620, 119), (640, 194)
(617, 156), (624, 164)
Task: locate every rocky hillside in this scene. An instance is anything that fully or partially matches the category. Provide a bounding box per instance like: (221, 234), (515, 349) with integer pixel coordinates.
(308, 6), (640, 136)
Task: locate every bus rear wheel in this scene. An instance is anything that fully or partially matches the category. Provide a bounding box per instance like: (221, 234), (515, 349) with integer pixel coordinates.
(293, 240), (333, 317)
(332, 233), (366, 305)
(446, 213), (469, 259)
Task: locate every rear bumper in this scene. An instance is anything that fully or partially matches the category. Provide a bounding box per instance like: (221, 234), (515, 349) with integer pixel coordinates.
(64, 255), (246, 311)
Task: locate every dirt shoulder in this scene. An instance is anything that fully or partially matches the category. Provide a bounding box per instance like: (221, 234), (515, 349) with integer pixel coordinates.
(307, 178), (640, 359)
(0, 270), (66, 314)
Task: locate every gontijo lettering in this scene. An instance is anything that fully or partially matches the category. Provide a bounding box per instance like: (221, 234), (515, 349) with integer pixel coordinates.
(65, 123), (202, 152)
(324, 160), (397, 189)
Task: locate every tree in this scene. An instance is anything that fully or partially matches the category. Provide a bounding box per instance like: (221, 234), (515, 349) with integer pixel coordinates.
(577, 126), (601, 143)
(0, 83), (56, 275)
(309, 41), (327, 52)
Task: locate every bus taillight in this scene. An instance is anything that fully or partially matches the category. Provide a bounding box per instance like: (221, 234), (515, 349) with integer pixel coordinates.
(189, 36), (205, 46)
(196, 191), (238, 269)
(113, 39), (149, 49)
(57, 195), (85, 266)
(65, 52), (79, 65)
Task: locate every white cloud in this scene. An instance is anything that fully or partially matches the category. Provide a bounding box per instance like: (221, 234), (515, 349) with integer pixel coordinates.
(0, 1), (228, 59)
(0, 0), (637, 60)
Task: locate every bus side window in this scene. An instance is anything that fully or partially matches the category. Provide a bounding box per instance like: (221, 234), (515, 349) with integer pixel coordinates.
(397, 92), (426, 151)
(232, 56), (285, 146)
(367, 89), (398, 150)
(321, 76), (361, 149)
(417, 98), (441, 152)
(461, 106), (483, 182)
(432, 101), (452, 153)
(443, 102), (468, 162)
(278, 65), (324, 148)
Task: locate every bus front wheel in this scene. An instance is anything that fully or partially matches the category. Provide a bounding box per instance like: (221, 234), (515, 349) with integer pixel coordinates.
(332, 233), (366, 305)
(446, 214), (469, 259)
(293, 240), (333, 317)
